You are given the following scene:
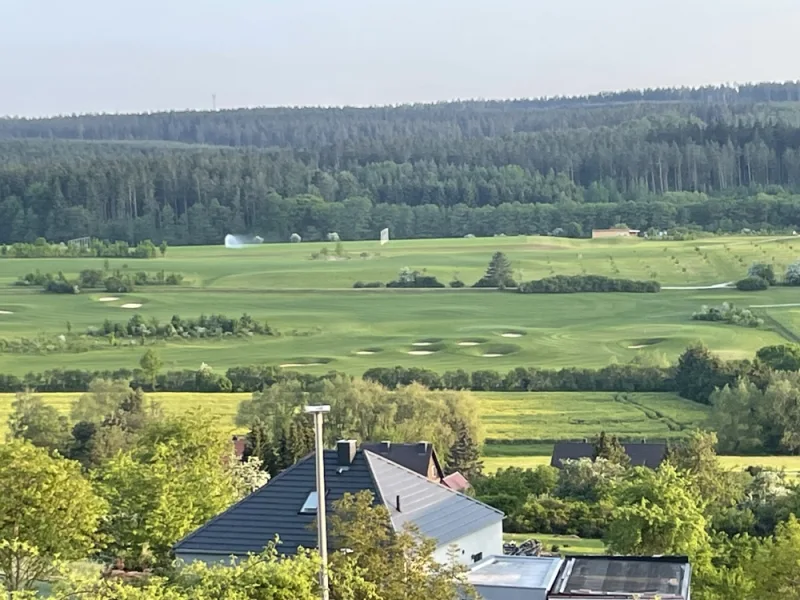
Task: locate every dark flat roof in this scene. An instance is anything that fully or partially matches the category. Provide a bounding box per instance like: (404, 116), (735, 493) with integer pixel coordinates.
(550, 555), (690, 599)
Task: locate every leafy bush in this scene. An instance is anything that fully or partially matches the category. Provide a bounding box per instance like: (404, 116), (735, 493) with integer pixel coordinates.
(692, 302), (764, 328)
(736, 276), (769, 291)
(104, 277), (134, 293)
(44, 277), (79, 294)
(79, 269), (105, 288)
(85, 313), (275, 340)
(353, 281), (385, 288)
(386, 267), (445, 288)
(785, 261), (800, 286)
(1, 238), (159, 259)
(14, 270), (51, 287)
(519, 275), (660, 293)
(748, 263), (776, 285)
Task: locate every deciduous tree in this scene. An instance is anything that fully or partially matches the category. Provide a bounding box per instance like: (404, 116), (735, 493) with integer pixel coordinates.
(0, 441), (107, 594)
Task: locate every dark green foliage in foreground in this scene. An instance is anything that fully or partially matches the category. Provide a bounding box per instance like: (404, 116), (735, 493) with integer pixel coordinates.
(756, 344), (800, 372)
(519, 274), (660, 293)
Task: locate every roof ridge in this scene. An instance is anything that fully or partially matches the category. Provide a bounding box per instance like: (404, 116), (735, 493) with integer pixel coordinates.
(362, 450), (503, 517)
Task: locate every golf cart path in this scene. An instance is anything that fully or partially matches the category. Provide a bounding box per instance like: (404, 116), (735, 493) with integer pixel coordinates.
(750, 303), (800, 309)
(661, 281), (735, 290)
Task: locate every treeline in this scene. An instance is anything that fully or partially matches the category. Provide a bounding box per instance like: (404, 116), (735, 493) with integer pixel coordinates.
(6, 86), (800, 244)
(519, 274), (660, 293)
(0, 361), (675, 395)
(3, 82), (800, 148)
(86, 313), (274, 340)
(1, 237), (162, 258)
(16, 268), (183, 293)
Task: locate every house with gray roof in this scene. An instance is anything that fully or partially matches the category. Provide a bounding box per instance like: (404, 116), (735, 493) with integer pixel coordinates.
(550, 440), (667, 469)
(174, 440), (503, 567)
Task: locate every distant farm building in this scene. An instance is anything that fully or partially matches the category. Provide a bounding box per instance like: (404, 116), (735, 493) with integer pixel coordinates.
(591, 228), (640, 239)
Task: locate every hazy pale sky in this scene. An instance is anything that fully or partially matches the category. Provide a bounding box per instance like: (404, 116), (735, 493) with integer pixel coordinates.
(1, 0), (798, 117)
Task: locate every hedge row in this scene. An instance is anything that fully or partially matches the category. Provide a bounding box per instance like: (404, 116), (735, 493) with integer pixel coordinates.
(518, 274), (660, 293)
(0, 363), (675, 394)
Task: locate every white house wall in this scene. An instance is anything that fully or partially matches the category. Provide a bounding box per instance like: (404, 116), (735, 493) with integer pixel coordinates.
(434, 520), (503, 567)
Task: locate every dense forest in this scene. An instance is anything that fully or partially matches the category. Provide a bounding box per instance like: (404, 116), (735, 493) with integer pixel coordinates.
(5, 83), (800, 244)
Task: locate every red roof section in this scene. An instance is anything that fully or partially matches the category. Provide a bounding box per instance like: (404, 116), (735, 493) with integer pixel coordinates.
(442, 472), (470, 492)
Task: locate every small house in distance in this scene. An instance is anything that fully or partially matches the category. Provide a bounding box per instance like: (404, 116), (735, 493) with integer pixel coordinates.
(591, 228), (640, 239)
(550, 440), (667, 469)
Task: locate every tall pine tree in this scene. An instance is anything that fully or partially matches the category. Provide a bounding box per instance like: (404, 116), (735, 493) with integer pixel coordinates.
(473, 252), (517, 288)
(446, 420), (483, 480)
(592, 430), (630, 466)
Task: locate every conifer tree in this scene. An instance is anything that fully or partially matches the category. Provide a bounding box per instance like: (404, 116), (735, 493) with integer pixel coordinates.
(446, 420), (483, 480)
(592, 430), (630, 466)
(473, 252), (517, 288)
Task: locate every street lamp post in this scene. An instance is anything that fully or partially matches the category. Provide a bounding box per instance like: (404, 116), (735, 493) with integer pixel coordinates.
(304, 405), (331, 600)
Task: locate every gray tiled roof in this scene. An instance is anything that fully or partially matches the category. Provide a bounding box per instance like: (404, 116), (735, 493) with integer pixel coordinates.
(360, 442), (443, 479)
(551, 442), (667, 469)
(174, 450), (378, 557)
(175, 448), (503, 559)
(364, 450), (503, 547)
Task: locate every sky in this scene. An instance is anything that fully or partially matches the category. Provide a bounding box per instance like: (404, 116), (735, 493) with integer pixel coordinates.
(2, 0), (799, 117)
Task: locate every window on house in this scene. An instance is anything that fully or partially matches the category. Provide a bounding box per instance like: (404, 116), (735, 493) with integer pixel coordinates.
(300, 491), (319, 514)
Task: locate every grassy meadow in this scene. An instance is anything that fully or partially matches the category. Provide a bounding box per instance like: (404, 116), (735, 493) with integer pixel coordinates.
(1, 235), (799, 374)
(2, 235), (800, 472)
(3, 390), (799, 477)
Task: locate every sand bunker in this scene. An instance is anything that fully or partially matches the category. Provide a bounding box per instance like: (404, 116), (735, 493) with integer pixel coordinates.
(98, 297), (119, 302)
(501, 333), (523, 338)
(628, 345), (647, 349)
(280, 362), (324, 368)
(482, 353), (504, 357)
(458, 342), (480, 346)
(412, 342), (432, 347)
(0, 310), (13, 315)
(408, 350), (434, 356)
(356, 351), (376, 355)
(120, 303), (143, 309)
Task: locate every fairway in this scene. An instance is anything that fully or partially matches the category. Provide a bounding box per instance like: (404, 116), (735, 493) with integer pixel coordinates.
(2, 235), (798, 289)
(1, 235), (798, 375)
(0, 283), (793, 376)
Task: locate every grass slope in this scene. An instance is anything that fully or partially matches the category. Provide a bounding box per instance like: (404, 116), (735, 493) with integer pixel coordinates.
(2, 235), (798, 289)
(0, 285), (790, 375)
(503, 533), (605, 554)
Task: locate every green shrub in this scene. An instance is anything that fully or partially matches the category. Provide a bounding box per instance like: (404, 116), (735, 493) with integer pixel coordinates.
(519, 275), (660, 294)
(736, 276), (769, 291)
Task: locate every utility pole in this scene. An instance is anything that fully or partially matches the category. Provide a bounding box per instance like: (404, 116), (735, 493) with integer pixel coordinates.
(304, 405), (331, 600)
(212, 93), (217, 111)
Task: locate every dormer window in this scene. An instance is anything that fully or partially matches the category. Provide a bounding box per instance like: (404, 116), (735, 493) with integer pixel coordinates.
(300, 491), (319, 514)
